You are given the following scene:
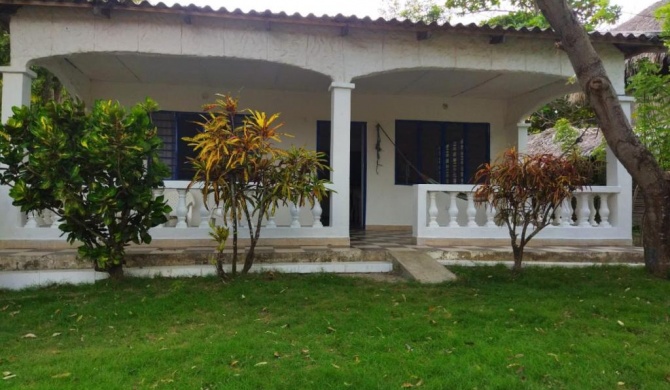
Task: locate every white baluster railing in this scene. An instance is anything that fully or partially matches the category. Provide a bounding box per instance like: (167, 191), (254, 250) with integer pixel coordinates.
(413, 184), (625, 245)
(599, 194), (611, 227)
(428, 192), (439, 228)
(175, 189), (188, 228)
(311, 200), (323, 228)
(289, 203), (301, 228)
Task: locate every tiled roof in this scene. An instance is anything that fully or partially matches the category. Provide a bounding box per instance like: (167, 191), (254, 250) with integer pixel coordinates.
(0, 0), (664, 47)
(610, 0), (669, 34)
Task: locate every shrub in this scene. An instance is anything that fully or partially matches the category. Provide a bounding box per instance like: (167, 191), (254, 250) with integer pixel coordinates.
(474, 148), (586, 272)
(186, 94), (330, 278)
(0, 98), (170, 278)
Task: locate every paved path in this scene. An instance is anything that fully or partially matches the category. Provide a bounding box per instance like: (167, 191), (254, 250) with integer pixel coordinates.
(389, 250), (458, 283)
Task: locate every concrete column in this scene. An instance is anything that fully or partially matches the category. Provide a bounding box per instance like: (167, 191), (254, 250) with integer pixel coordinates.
(0, 67), (35, 233)
(606, 95), (634, 236)
(517, 122), (531, 153)
(329, 82), (355, 235)
(1, 67), (35, 123)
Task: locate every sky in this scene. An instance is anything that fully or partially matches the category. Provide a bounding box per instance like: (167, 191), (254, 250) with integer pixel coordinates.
(163, 0), (661, 29)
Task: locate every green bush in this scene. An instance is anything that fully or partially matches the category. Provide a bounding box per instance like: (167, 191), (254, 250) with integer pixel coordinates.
(0, 98), (171, 278)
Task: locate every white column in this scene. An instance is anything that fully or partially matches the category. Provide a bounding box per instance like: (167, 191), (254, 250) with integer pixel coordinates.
(1, 67), (35, 123)
(517, 122), (531, 153)
(607, 96), (634, 237)
(1, 67), (36, 234)
(329, 82), (355, 236)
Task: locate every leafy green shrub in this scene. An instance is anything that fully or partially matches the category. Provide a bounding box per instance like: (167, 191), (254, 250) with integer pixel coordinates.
(0, 98), (170, 278)
(186, 94), (331, 278)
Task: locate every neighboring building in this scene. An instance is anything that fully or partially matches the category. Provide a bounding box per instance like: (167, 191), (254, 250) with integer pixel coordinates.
(527, 127), (604, 157)
(610, 0), (670, 79)
(612, 0), (669, 35)
(0, 0), (662, 247)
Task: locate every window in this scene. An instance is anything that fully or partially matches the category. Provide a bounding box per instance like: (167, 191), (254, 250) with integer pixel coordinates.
(395, 120), (490, 185)
(152, 111), (247, 180)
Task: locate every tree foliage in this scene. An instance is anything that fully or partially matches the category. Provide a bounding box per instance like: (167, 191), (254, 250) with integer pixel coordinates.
(382, 0), (448, 23)
(0, 98), (170, 278)
(474, 148), (587, 271)
(382, 0), (620, 30)
(186, 95), (331, 278)
(528, 95), (598, 133)
(627, 58), (670, 172)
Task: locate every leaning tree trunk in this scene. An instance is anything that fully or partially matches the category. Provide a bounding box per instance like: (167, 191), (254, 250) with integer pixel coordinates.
(536, 0), (670, 278)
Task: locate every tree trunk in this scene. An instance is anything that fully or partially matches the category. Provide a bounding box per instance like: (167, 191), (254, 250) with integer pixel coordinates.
(641, 181), (670, 277)
(215, 253), (226, 279)
(230, 185), (238, 277)
(536, 0), (670, 278)
(107, 263), (124, 280)
(512, 245), (524, 273)
(241, 206), (265, 275)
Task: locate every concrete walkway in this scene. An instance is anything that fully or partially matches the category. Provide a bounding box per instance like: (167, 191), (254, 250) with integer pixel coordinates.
(389, 250), (457, 283)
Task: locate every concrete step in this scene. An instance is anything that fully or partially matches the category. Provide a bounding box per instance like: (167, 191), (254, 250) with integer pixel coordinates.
(389, 250), (457, 284)
(425, 247), (644, 264)
(0, 248), (392, 272)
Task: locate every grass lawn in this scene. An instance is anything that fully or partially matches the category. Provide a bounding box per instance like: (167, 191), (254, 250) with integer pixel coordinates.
(1, 266), (669, 389)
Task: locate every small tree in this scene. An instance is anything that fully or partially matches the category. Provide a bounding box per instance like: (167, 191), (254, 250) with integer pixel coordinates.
(186, 95), (330, 279)
(0, 98), (170, 279)
(474, 148), (586, 272)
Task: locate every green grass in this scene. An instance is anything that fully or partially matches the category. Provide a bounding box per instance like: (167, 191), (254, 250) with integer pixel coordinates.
(1, 266), (669, 389)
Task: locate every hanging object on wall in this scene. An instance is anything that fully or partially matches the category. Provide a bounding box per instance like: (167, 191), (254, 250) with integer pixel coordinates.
(375, 124), (383, 174)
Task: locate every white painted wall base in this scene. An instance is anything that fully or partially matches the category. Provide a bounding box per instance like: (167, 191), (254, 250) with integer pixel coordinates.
(0, 269), (109, 290)
(0, 262), (393, 290)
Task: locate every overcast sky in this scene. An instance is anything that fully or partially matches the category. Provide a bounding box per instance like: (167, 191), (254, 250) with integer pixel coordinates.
(163, 0), (661, 28)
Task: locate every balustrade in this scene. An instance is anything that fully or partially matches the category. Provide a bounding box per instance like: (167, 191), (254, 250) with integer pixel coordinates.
(413, 184), (624, 244)
(22, 182), (327, 232)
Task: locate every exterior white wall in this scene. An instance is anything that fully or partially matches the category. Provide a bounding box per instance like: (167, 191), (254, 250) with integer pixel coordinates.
(90, 82), (510, 227)
(0, 4), (633, 238)
(11, 7), (591, 83)
(90, 81), (331, 149)
(355, 94), (508, 227)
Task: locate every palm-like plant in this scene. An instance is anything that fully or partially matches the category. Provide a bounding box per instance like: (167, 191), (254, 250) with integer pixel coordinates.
(185, 95), (331, 278)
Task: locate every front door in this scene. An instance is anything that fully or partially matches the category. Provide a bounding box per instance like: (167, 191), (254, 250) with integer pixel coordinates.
(316, 121), (367, 229)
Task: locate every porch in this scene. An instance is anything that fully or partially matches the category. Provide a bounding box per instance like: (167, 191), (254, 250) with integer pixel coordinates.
(0, 1), (652, 250)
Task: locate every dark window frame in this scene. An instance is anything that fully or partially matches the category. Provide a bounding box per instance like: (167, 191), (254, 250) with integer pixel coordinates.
(394, 120), (490, 186)
(152, 110), (248, 180)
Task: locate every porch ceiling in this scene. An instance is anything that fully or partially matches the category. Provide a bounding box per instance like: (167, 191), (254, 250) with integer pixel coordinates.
(57, 53), (332, 92)
(45, 54), (568, 99)
(353, 69), (569, 99)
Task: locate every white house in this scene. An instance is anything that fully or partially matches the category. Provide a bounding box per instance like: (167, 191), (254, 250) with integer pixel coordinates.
(0, 0), (661, 248)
